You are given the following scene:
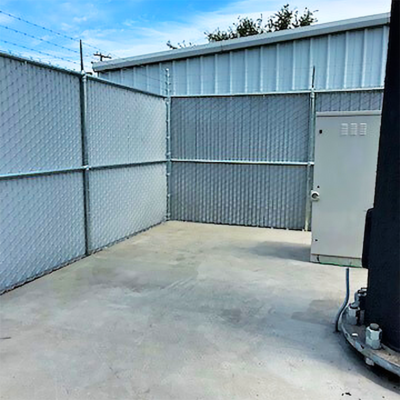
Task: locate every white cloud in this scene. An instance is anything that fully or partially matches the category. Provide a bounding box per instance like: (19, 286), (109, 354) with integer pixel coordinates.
(73, 16), (88, 23)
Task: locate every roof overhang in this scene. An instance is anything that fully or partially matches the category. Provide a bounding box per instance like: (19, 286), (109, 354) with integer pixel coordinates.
(93, 12), (390, 72)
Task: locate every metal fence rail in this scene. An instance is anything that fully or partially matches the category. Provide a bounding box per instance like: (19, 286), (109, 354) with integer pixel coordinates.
(0, 53), (167, 293)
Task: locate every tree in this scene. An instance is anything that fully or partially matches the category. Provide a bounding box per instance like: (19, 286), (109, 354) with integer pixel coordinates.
(167, 4), (317, 49)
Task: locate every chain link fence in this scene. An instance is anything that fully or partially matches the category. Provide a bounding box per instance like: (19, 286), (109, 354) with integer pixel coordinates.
(170, 94), (311, 229)
(0, 53), (167, 293)
(0, 51), (384, 293)
(168, 90), (383, 230)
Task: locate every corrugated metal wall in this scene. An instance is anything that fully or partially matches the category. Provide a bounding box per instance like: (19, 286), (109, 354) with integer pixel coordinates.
(99, 26), (388, 95)
(0, 54), (167, 293)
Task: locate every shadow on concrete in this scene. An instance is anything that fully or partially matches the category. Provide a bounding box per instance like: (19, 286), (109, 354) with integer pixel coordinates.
(249, 241), (311, 263)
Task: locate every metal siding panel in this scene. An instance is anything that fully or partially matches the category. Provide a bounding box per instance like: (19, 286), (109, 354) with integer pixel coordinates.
(346, 30), (364, 88)
(311, 36), (328, 90)
(261, 44), (278, 91)
(88, 164), (167, 250)
(170, 94), (310, 162)
(380, 26), (389, 87)
(364, 27), (386, 87)
(173, 59), (188, 95)
(328, 33), (346, 89)
(293, 39), (310, 90)
(187, 58), (201, 94)
(120, 69), (132, 86)
(0, 173), (86, 292)
(277, 42), (293, 91)
(86, 79), (166, 166)
(0, 56), (82, 174)
(216, 52), (230, 94)
(99, 27), (385, 93)
(231, 50), (245, 93)
(201, 55), (215, 94)
(147, 64), (163, 94)
(133, 67), (148, 92)
(170, 162), (306, 229)
(247, 47), (261, 93)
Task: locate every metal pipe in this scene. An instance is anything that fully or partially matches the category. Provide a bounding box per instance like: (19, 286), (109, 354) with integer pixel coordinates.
(86, 75), (166, 99)
(0, 166), (86, 180)
(0, 161), (167, 181)
(171, 87), (383, 99)
(170, 159), (311, 166)
(80, 73), (91, 255)
(165, 68), (172, 220)
(305, 78), (316, 231)
(90, 161), (167, 170)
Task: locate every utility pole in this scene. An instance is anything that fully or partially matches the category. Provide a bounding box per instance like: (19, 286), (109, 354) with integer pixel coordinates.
(93, 52), (112, 62)
(80, 40), (84, 72)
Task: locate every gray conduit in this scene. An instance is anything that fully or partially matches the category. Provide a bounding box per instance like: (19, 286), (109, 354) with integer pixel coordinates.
(335, 267), (350, 332)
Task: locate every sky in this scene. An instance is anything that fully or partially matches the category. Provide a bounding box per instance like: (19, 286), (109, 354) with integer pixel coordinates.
(0, 0), (392, 70)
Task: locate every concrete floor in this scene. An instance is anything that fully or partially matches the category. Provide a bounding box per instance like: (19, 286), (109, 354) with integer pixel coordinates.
(0, 222), (399, 400)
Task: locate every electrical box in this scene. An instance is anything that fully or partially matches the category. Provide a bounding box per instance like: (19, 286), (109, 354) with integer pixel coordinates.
(311, 111), (381, 267)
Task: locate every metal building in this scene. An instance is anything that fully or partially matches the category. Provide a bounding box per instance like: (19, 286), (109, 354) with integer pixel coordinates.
(93, 13), (389, 95)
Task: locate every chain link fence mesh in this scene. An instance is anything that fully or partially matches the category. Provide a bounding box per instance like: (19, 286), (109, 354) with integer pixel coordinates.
(170, 94), (311, 229)
(0, 55), (82, 174)
(0, 173), (86, 292)
(86, 78), (166, 166)
(0, 54), (167, 293)
(171, 162), (307, 229)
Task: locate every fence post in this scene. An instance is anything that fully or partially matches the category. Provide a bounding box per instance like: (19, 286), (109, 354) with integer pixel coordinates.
(304, 67), (316, 231)
(80, 73), (92, 253)
(165, 68), (172, 221)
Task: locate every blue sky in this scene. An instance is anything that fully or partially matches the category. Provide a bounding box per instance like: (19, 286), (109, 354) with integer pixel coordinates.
(0, 0), (391, 70)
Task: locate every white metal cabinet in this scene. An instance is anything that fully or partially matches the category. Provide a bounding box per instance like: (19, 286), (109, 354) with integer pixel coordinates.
(311, 111), (381, 266)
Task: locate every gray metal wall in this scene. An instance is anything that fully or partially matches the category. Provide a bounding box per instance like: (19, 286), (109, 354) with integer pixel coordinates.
(0, 53), (167, 293)
(99, 25), (388, 96)
(169, 90), (383, 229)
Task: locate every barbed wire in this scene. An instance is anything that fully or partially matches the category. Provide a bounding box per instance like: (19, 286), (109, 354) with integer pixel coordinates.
(0, 23), (85, 55)
(0, 9), (101, 53)
(0, 39), (80, 65)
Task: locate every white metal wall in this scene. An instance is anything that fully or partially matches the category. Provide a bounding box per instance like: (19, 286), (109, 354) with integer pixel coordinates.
(99, 26), (388, 95)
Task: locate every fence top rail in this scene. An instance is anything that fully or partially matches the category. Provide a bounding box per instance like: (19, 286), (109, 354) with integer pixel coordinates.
(86, 75), (167, 99)
(171, 87), (384, 99)
(0, 50), (82, 77)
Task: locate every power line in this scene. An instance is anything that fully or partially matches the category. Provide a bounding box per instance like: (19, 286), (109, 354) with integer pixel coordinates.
(0, 9), (100, 52)
(0, 38), (80, 66)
